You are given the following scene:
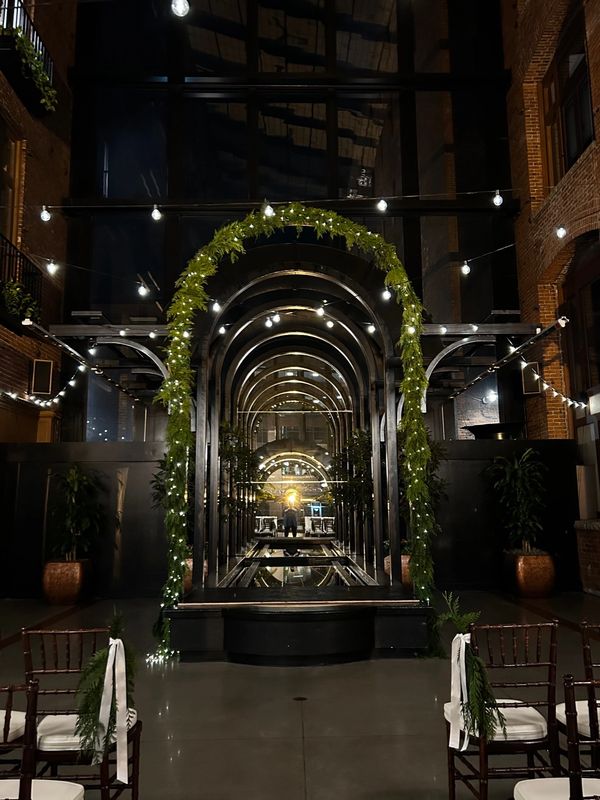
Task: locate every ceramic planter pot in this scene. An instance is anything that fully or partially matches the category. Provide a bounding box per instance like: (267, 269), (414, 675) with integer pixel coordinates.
(383, 554), (412, 587)
(513, 552), (556, 597)
(42, 560), (88, 605)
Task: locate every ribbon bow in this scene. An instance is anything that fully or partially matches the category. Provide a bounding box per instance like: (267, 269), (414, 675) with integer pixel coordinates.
(97, 637), (128, 783)
(448, 633), (471, 752)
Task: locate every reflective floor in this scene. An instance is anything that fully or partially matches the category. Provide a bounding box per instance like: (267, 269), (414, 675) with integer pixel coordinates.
(1, 590), (600, 799)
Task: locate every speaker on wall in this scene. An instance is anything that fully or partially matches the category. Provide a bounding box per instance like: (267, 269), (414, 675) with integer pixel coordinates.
(31, 359), (53, 395)
(521, 361), (541, 396)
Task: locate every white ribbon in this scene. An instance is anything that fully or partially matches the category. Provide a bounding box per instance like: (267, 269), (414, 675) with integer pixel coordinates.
(448, 633), (471, 752)
(97, 637), (129, 783)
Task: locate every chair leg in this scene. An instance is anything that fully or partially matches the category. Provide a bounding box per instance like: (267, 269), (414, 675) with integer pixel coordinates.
(100, 754), (111, 800)
(446, 723), (457, 800)
(131, 722), (142, 800)
(478, 738), (488, 800)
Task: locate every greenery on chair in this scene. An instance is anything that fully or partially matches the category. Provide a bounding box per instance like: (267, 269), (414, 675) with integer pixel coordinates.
(76, 615), (136, 758)
(437, 592), (506, 741)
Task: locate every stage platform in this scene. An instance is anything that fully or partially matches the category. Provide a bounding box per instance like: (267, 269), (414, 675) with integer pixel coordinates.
(166, 536), (431, 663)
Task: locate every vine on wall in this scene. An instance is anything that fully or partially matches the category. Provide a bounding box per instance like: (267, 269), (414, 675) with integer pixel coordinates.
(152, 203), (434, 659)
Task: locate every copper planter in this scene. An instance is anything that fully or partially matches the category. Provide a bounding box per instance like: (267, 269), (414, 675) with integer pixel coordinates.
(183, 558), (193, 594)
(514, 553), (556, 598)
(42, 560), (87, 605)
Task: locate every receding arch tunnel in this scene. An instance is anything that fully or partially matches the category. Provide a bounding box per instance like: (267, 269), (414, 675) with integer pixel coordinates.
(190, 241), (403, 586)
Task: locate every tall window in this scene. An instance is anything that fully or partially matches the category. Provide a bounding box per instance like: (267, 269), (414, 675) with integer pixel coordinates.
(0, 116), (22, 243)
(542, 5), (594, 185)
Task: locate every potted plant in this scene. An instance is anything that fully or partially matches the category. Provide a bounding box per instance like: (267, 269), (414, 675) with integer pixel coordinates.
(43, 465), (102, 604)
(485, 447), (555, 597)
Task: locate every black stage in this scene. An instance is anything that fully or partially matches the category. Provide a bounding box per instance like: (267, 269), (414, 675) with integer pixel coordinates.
(166, 537), (431, 664)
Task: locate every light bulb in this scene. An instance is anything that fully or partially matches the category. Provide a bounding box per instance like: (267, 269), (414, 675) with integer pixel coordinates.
(151, 204), (162, 221)
(46, 260), (58, 276)
(272, 313), (281, 323)
(40, 205), (51, 222)
(138, 283), (149, 297)
(486, 390), (498, 402)
(88, 345), (97, 355)
(440, 326), (447, 335)
(382, 288), (392, 301)
(316, 306), (325, 317)
(461, 261), (471, 275)
(218, 325), (226, 335)
(262, 201), (275, 218)
(326, 320), (334, 329)
(78, 364), (87, 372)
(556, 226), (567, 239)
(149, 331), (157, 339)
(376, 198), (388, 212)
(492, 190), (503, 207)
(68, 379), (76, 388)
(212, 301), (221, 313)
(471, 324), (479, 332)
(367, 324), (376, 334)
(265, 317), (273, 328)
(171, 0), (190, 17)
(119, 329), (126, 337)
(406, 325), (416, 335)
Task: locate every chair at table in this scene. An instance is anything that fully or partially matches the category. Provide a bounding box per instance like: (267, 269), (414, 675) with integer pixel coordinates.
(22, 627), (141, 800)
(514, 674), (600, 799)
(445, 621), (560, 800)
(0, 680), (84, 799)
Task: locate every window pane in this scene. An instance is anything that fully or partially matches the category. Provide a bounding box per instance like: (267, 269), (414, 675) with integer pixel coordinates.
(258, 0), (326, 72)
(337, 98), (392, 198)
(182, 101), (248, 200)
(336, 0), (397, 73)
(258, 102), (327, 200)
(185, 1), (247, 73)
(96, 91), (167, 199)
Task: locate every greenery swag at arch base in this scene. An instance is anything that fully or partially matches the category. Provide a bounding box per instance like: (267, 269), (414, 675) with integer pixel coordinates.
(153, 203), (435, 658)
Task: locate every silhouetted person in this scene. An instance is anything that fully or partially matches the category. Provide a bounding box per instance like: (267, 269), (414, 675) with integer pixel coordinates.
(283, 506), (298, 537)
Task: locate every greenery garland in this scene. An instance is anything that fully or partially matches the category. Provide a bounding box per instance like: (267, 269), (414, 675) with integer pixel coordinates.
(152, 202), (435, 659)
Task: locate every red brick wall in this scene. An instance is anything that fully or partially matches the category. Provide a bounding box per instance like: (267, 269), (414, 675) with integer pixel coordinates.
(503, 0), (600, 438)
(0, 6), (77, 441)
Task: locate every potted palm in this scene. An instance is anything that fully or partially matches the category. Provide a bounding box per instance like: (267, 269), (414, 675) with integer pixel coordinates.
(43, 465), (102, 604)
(486, 447), (555, 597)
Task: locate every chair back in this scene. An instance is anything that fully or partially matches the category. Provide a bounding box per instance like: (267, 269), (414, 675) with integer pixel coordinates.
(22, 627), (109, 716)
(469, 621), (558, 720)
(0, 680), (38, 800)
(563, 674), (600, 800)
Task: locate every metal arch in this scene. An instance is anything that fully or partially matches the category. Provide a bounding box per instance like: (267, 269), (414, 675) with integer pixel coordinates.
(395, 335), (496, 425)
(96, 337), (169, 379)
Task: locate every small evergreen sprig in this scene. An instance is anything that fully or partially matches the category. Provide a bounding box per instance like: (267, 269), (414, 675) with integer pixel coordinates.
(75, 615), (136, 759)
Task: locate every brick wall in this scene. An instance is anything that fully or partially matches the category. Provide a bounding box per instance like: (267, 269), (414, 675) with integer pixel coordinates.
(503, 0), (600, 438)
(0, 5), (77, 441)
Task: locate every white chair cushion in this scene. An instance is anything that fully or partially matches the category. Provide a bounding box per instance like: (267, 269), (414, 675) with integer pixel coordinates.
(37, 708), (137, 751)
(556, 699), (600, 737)
(0, 710), (26, 742)
(444, 698), (547, 742)
(514, 777), (600, 800)
(0, 778), (84, 800)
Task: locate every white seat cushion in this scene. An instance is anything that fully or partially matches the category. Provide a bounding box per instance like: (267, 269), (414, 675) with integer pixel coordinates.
(514, 776), (600, 799)
(37, 708), (137, 751)
(0, 710), (26, 742)
(556, 699), (600, 737)
(444, 698), (547, 742)
(0, 778), (84, 800)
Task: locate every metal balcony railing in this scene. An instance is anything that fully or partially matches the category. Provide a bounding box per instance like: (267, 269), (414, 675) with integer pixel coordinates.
(0, 232), (43, 307)
(0, 0), (54, 85)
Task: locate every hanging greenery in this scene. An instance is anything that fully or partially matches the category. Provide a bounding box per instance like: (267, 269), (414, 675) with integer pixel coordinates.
(1, 279), (40, 322)
(152, 202), (434, 659)
(11, 28), (58, 112)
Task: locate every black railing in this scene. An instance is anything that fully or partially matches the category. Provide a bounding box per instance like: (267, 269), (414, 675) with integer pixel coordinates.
(0, 232), (43, 307)
(0, 0), (54, 85)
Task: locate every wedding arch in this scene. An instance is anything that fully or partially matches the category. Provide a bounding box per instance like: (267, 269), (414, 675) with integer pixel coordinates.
(154, 203), (434, 656)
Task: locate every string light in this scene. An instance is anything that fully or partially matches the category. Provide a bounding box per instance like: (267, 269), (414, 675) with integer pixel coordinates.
(382, 288), (392, 301)
(376, 198), (388, 212)
(46, 260), (59, 276)
(523, 362), (587, 409)
(367, 323), (376, 334)
(461, 261), (471, 275)
(556, 226), (567, 239)
(151, 204), (162, 221)
(211, 301), (221, 313)
(265, 317), (273, 328)
(492, 190), (504, 207)
(326, 320), (334, 329)
(88, 344), (97, 355)
(316, 306), (325, 316)
(272, 313), (281, 323)
(440, 326), (447, 335)
(149, 331), (157, 339)
(40, 205), (51, 222)
(218, 325), (226, 335)
(137, 282), (149, 297)
(262, 200), (275, 218)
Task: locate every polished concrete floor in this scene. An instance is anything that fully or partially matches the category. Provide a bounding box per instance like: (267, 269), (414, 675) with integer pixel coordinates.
(2, 590), (600, 799)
